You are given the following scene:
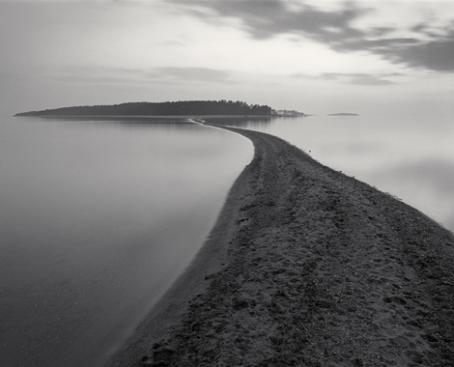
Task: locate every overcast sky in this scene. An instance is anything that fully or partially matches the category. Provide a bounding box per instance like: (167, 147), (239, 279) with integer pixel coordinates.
(1, 0), (453, 115)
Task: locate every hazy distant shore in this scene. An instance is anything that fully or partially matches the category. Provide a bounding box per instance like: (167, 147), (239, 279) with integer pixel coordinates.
(109, 126), (454, 366)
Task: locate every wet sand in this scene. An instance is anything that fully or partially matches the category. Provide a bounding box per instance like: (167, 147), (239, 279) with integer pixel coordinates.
(109, 127), (454, 366)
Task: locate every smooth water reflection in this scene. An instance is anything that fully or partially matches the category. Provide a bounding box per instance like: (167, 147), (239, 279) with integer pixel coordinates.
(229, 114), (454, 232)
(0, 116), (252, 367)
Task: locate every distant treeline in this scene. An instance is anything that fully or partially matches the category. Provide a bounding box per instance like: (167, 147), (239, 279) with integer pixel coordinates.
(16, 100), (275, 116)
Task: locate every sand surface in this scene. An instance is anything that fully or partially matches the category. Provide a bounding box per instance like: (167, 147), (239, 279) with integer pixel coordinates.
(109, 127), (454, 367)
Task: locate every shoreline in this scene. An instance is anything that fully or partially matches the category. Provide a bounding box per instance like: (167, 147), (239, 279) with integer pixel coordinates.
(106, 125), (255, 366)
(108, 127), (454, 366)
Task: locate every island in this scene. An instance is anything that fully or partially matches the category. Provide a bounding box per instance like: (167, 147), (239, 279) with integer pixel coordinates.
(328, 112), (359, 116)
(15, 100), (275, 117)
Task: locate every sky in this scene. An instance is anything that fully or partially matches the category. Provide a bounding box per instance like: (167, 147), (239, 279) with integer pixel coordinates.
(1, 0), (454, 116)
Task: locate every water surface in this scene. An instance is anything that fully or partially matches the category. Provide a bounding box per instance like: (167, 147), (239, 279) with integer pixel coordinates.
(0, 116), (252, 366)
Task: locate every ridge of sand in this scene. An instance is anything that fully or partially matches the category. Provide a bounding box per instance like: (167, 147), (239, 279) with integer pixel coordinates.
(109, 127), (454, 367)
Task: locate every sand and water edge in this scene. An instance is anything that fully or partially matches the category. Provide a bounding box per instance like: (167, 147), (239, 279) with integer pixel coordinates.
(109, 125), (454, 367)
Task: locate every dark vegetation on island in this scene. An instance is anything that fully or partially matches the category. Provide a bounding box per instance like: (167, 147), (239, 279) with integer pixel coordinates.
(15, 100), (276, 117)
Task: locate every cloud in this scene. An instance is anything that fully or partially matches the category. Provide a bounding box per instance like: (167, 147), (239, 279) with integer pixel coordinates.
(337, 31), (454, 72)
(51, 65), (231, 85)
(383, 33), (454, 72)
(170, 0), (454, 72)
(320, 72), (398, 85)
(292, 71), (402, 85)
(171, 0), (367, 41)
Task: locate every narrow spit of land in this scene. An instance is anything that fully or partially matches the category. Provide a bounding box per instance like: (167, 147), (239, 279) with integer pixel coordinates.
(110, 126), (454, 367)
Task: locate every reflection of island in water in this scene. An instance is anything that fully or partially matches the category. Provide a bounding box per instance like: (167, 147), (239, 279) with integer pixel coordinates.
(328, 112), (359, 116)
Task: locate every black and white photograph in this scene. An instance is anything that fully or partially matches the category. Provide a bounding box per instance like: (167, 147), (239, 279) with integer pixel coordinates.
(1, 1), (454, 366)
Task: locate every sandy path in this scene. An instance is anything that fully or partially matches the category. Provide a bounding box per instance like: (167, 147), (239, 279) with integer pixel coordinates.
(109, 127), (454, 367)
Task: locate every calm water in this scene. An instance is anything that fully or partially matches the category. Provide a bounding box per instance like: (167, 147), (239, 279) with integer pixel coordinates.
(0, 116), (252, 367)
(240, 114), (454, 232)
